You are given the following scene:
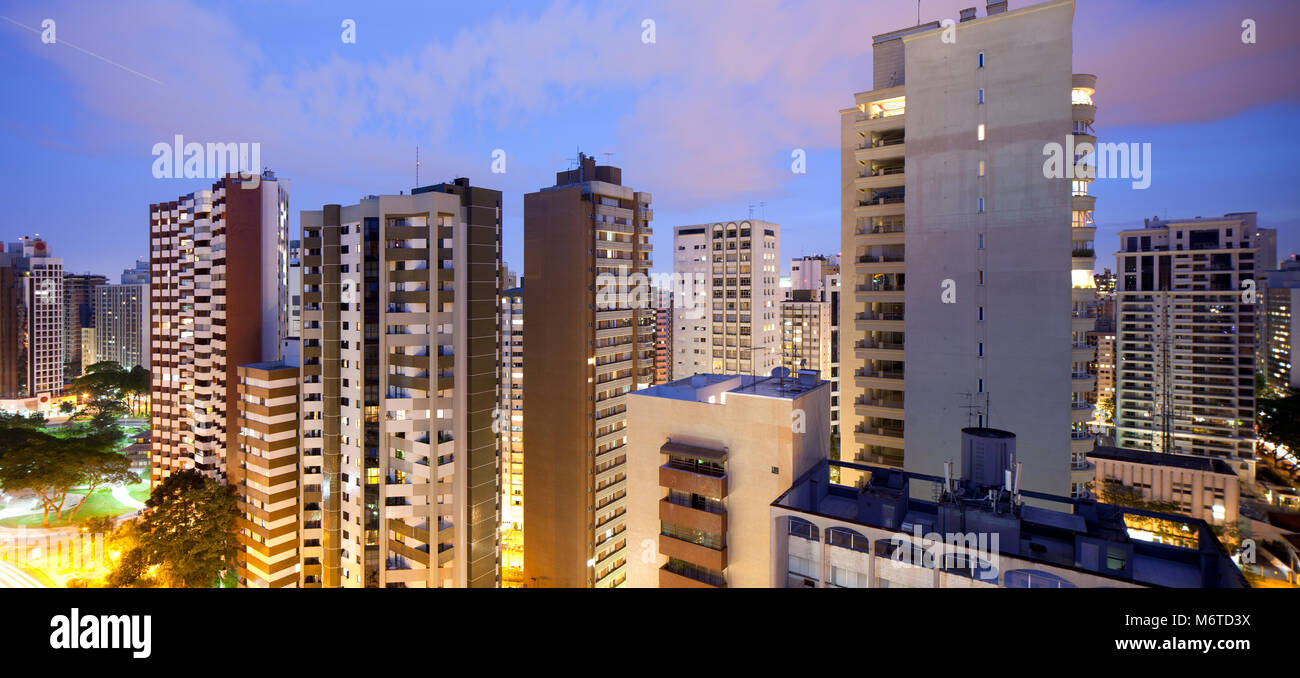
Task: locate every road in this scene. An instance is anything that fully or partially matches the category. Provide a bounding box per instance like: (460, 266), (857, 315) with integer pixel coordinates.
(0, 560), (45, 588)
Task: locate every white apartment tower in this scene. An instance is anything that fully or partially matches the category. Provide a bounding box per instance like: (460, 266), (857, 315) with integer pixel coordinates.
(94, 283), (149, 370)
(840, 0), (1091, 497)
(9, 237), (64, 396)
(672, 221), (782, 378)
(1114, 213), (1271, 481)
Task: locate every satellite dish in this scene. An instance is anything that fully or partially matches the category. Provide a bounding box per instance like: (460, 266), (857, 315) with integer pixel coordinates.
(771, 367), (791, 379)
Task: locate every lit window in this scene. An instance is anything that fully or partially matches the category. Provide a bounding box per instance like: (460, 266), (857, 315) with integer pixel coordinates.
(977, 124), (985, 141)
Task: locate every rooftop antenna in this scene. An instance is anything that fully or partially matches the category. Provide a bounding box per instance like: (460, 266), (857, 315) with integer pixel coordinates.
(748, 202), (755, 219)
(759, 201), (767, 221)
(917, 0), (921, 25)
(415, 145), (420, 187)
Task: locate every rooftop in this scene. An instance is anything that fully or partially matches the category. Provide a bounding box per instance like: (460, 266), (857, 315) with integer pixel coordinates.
(773, 459), (1247, 588)
(1088, 445), (1238, 476)
(635, 371), (828, 404)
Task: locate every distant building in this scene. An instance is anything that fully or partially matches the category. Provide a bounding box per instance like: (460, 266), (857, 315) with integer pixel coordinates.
(499, 286), (524, 585)
(1114, 212), (1271, 480)
(1261, 256), (1300, 394)
(781, 291), (832, 380)
(1087, 445), (1240, 526)
(121, 259), (150, 285)
(94, 284), (149, 370)
(0, 237), (64, 398)
(672, 221), (782, 378)
(64, 273), (107, 378)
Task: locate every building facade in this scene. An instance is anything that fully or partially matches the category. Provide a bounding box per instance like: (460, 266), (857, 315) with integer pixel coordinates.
(781, 292), (833, 380)
(626, 373), (830, 588)
(671, 220), (782, 378)
(1261, 257), (1300, 394)
(64, 273), (107, 377)
(299, 179), (503, 588)
(233, 360), (301, 588)
(771, 429), (1246, 589)
(523, 153), (654, 588)
(94, 283), (149, 370)
(839, 0), (1092, 498)
(1087, 445), (1240, 526)
(499, 285), (524, 585)
(149, 171), (290, 486)
(0, 237), (63, 399)
(1113, 213), (1270, 480)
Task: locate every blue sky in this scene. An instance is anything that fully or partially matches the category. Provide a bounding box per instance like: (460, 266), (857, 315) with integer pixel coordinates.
(1, 0), (1297, 278)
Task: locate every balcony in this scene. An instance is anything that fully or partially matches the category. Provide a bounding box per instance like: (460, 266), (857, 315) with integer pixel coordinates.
(660, 462), (727, 498)
(660, 497), (726, 535)
(659, 561), (725, 588)
(659, 533), (727, 571)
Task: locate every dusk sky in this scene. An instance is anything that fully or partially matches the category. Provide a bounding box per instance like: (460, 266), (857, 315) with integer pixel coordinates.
(1, 0), (1297, 278)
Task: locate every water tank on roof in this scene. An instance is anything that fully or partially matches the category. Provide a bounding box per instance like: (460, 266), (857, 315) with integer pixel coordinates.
(961, 427), (1016, 490)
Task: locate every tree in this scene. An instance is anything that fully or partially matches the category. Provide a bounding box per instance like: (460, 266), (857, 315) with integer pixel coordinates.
(137, 470), (239, 588)
(0, 423), (130, 526)
(1094, 478), (1182, 514)
(0, 433), (85, 526)
(0, 411), (47, 430)
(65, 452), (137, 522)
(1258, 388), (1300, 455)
(1096, 395), (1114, 423)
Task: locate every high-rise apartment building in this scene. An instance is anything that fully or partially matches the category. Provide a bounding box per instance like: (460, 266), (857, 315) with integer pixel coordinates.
(0, 237), (65, 398)
(287, 238), (302, 338)
(1114, 213), (1271, 480)
(0, 238), (64, 399)
(499, 285), (524, 585)
(671, 220), (782, 378)
(94, 283), (149, 370)
(523, 152), (654, 588)
(826, 272), (842, 438)
(653, 285), (672, 384)
(781, 291), (832, 380)
(298, 179), (502, 588)
(149, 171), (290, 486)
(626, 372), (830, 588)
(64, 273), (107, 377)
(840, 0), (1092, 497)
(1262, 257), (1300, 394)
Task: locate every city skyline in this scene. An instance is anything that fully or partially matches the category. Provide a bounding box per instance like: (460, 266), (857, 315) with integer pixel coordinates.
(2, 0), (1298, 279)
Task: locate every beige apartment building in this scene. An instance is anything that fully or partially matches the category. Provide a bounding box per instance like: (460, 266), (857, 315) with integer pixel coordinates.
(298, 179), (502, 588)
(840, 0), (1094, 497)
(499, 285), (524, 585)
(523, 153), (654, 588)
(781, 292), (832, 380)
(1087, 446), (1240, 526)
(149, 172), (290, 486)
(672, 221), (782, 378)
(1113, 213), (1271, 480)
(625, 373), (830, 588)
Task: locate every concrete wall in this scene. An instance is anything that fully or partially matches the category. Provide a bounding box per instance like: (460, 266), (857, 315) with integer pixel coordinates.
(901, 0), (1075, 495)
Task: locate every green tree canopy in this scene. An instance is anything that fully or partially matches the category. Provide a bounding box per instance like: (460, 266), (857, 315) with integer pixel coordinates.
(130, 469), (239, 588)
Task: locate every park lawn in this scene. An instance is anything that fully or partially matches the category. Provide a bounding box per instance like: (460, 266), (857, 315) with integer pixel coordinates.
(0, 482), (148, 529)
